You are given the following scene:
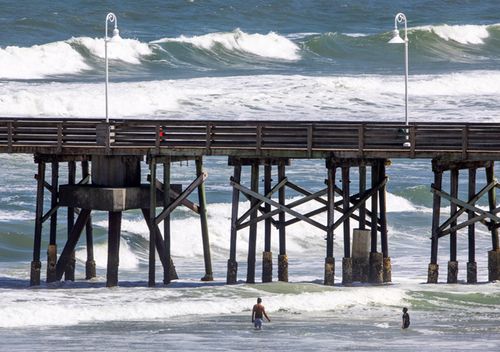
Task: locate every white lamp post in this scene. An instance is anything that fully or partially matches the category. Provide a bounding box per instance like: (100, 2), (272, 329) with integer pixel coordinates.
(105, 12), (121, 123)
(389, 12), (410, 147)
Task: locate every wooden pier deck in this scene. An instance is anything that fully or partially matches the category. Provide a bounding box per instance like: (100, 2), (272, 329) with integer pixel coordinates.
(1, 117), (500, 287)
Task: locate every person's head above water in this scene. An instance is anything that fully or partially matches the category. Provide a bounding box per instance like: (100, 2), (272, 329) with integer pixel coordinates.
(257, 297), (262, 304)
(403, 307), (408, 313)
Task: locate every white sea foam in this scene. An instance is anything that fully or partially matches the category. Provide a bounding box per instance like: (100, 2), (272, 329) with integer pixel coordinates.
(0, 210), (33, 221)
(417, 23), (498, 45)
(1, 71), (499, 120)
(152, 29), (300, 61)
(69, 36), (152, 64)
(0, 41), (90, 79)
(75, 240), (140, 269)
(0, 285), (407, 328)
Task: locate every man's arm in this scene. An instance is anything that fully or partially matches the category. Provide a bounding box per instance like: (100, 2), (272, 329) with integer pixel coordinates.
(263, 309), (271, 322)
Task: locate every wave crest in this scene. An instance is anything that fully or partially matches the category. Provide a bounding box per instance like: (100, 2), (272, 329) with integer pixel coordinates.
(152, 29), (300, 61)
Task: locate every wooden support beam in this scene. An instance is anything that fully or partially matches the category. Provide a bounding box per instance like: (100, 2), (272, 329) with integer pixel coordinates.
(264, 163), (272, 253)
(278, 160), (287, 282)
(359, 164), (366, 230)
(65, 160), (76, 281)
(370, 162), (379, 253)
(196, 157), (213, 281)
(106, 211), (121, 287)
(46, 161), (59, 283)
(227, 162), (241, 284)
(30, 162), (45, 286)
(486, 164), (500, 251)
(55, 209), (91, 281)
(430, 170), (443, 265)
(149, 157), (157, 287)
(82, 160), (96, 280)
(342, 166), (351, 258)
(163, 158), (172, 284)
(468, 168), (476, 264)
(326, 164), (335, 259)
(379, 161), (389, 259)
(49, 162), (58, 245)
(450, 169), (459, 262)
(246, 163), (259, 284)
(141, 208), (178, 281)
(154, 172), (207, 225)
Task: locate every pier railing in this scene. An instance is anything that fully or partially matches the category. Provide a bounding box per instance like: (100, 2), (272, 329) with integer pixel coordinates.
(1, 118), (500, 159)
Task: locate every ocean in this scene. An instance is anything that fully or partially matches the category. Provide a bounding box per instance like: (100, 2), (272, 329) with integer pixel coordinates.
(0, 0), (499, 351)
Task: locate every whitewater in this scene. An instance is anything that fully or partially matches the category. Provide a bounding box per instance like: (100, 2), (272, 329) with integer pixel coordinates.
(1, 1), (500, 351)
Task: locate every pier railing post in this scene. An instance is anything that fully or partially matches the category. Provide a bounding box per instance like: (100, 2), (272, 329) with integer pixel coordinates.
(196, 157), (213, 281)
(30, 161), (46, 286)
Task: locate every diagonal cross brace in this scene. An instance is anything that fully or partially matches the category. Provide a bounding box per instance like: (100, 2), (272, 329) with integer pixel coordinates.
(435, 179), (497, 234)
(332, 177), (387, 230)
(231, 180), (328, 232)
(154, 172), (207, 225)
(236, 176), (288, 226)
(432, 186), (500, 237)
(148, 175), (200, 214)
(438, 207), (500, 238)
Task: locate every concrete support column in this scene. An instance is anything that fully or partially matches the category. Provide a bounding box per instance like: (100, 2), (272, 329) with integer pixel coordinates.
(227, 259), (238, 284)
(46, 245), (57, 283)
(447, 261), (458, 283)
(488, 250), (500, 281)
(278, 254), (288, 283)
(324, 256), (335, 286)
(369, 252), (383, 284)
(383, 257), (392, 283)
(352, 229), (370, 282)
(427, 263), (439, 284)
(262, 251), (273, 283)
(467, 261), (477, 284)
(342, 257), (353, 285)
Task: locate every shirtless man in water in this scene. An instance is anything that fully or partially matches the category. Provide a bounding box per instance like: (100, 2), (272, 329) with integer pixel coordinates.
(252, 297), (271, 330)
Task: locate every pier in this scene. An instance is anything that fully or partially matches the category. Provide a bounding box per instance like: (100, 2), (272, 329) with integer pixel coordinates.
(1, 118), (500, 286)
